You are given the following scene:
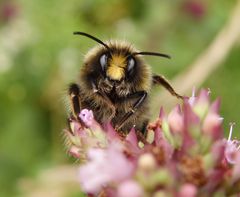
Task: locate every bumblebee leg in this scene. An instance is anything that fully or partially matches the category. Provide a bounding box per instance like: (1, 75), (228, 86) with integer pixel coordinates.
(115, 91), (147, 131)
(91, 80), (113, 105)
(68, 83), (82, 120)
(152, 74), (183, 99)
(91, 80), (116, 119)
(140, 119), (149, 136)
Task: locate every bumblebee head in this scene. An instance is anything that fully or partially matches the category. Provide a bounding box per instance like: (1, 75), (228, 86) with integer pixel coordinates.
(74, 32), (170, 83)
(98, 45), (136, 81)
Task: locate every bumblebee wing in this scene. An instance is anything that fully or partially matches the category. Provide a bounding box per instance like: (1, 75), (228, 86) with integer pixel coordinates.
(152, 74), (183, 99)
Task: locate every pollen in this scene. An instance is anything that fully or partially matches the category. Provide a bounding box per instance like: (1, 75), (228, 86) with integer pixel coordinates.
(106, 55), (127, 80)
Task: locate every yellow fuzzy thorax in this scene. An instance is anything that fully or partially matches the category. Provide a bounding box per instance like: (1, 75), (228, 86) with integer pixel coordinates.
(106, 55), (127, 81)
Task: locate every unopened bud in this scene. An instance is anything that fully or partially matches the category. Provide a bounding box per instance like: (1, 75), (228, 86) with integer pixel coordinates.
(138, 153), (157, 172)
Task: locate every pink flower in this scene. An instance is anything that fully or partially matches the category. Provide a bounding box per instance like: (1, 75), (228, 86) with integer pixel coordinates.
(178, 184), (197, 197)
(211, 140), (226, 164)
(202, 99), (222, 139)
(181, 101), (199, 150)
(225, 123), (240, 165)
(103, 122), (120, 140)
(64, 88), (240, 196)
(153, 127), (173, 161)
(117, 180), (143, 197)
(69, 119), (84, 136)
(78, 143), (134, 194)
(126, 128), (139, 148)
(79, 109), (94, 127)
(202, 111), (223, 140)
(192, 89), (209, 118)
(168, 105), (184, 133)
(232, 153), (240, 183)
(69, 145), (81, 158)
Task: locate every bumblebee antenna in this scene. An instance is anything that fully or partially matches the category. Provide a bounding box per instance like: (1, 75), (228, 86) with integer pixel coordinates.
(132, 52), (171, 59)
(73, 31), (110, 51)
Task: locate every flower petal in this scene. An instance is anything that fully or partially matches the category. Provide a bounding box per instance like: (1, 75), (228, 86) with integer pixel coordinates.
(117, 180), (143, 197)
(78, 143), (134, 194)
(126, 127), (138, 148)
(178, 184), (197, 197)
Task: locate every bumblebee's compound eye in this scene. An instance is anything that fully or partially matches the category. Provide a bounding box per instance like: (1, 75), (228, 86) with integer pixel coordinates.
(127, 57), (135, 72)
(100, 53), (108, 71)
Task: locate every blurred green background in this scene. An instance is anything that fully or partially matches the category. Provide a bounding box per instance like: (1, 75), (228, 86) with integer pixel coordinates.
(0, 0), (239, 196)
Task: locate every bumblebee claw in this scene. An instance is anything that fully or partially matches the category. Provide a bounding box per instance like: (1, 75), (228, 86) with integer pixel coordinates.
(115, 125), (119, 131)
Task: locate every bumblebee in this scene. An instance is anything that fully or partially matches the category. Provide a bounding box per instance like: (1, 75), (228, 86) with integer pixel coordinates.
(69, 32), (183, 135)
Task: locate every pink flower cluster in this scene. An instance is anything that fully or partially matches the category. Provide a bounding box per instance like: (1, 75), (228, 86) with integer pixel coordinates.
(65, 89), (240, 197)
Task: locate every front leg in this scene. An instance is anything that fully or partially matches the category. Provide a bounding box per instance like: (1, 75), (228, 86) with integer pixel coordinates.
(91, 79), (116, 120)
(115, 91), (147, 131)
(91, 80), (112, 106)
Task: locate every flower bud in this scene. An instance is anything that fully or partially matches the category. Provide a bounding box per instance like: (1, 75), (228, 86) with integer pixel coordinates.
(168, 106), (184, 133)
(79, 109), (94, 127)
(69, 145), (81, 158)
(178, 184), (197, 197)
(138, 153), (157, 172)
(117, 180), (143, 197)
(202, 112), (222, 140)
